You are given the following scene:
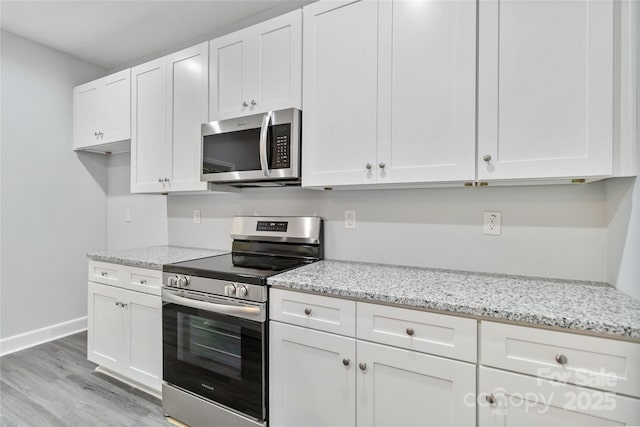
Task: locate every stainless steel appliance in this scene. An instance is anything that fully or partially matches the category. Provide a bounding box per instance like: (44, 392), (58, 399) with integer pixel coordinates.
(201, 109), (301, 186)
(162, 216), (323, 427)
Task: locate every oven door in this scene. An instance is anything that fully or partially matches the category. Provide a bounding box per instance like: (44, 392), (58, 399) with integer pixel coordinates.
(201, 108), (300, 183)
(162, 288), (267, 421)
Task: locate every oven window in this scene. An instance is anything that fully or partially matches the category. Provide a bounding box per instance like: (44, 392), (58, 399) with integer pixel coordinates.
(177, 313), (242, 380)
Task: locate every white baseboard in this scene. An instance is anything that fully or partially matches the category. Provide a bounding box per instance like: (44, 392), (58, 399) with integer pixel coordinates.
(0, 316), (87, 356)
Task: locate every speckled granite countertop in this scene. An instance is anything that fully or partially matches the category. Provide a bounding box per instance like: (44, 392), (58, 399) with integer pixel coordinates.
(87, 245), (228, 270)
(268, 260), (640, 340)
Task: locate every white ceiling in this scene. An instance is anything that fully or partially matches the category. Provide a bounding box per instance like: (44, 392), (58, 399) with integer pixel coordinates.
(0, 0), (308, 70)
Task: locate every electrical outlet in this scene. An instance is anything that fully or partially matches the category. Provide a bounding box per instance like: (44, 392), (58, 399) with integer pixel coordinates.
(344, 210), (356, 229)
(193, 209), (201, 224)
(483, 211), (502, 236)
(124, 208), (132, 223)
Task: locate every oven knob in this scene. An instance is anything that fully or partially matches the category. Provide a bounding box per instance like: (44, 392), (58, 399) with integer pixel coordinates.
(224, 284), (236, 297)
(237, 286), (248, 298)
(168, 276), (178, 287)
(177, 276), (189, 288)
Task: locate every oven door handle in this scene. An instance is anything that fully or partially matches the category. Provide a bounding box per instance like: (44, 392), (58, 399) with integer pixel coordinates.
(259, 111), (273, 177)
(163, 290), (265, 322)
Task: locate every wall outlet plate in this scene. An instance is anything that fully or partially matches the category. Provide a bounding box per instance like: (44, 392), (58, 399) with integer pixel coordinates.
(344, 210), (356, 229)
(193, 209), (201, 224)
(483, 211), (501, 235)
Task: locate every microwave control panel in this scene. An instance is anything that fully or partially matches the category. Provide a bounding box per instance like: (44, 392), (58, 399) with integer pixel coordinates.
(271, 124), (290, 169)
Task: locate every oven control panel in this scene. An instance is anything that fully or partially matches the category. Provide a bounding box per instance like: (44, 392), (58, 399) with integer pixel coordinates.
(256, 221), (288, 232)
(162, 273), (268, 303)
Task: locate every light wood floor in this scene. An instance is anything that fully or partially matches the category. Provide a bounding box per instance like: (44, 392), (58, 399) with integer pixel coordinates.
(0, 332), (171, 426)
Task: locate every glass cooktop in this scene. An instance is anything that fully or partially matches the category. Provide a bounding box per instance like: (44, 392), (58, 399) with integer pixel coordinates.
(163, 253), (314, 285)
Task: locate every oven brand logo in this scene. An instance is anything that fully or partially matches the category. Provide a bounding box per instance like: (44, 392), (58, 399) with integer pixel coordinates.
(201, 383), (215, 392)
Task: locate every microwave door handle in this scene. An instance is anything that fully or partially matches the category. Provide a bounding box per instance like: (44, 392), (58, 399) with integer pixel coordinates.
(259, 111), (273, 176)
(163, 290), (264, 321)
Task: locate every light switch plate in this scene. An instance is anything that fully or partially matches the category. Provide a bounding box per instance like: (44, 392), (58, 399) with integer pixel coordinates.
(193, 209), (201, 224)
(124, 208), (132, 223)
(344, 210), (356, 229)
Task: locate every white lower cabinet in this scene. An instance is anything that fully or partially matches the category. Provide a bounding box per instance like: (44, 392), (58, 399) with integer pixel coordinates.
(88, 278), (162, 392)
(479, 367), (640, 427)
(269, 290), (477, 427)
(357, 340), (476, 427)
(270, 321), (356, 427)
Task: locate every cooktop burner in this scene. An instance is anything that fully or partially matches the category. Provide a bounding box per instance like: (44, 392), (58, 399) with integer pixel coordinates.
(163, 253), (314, 285)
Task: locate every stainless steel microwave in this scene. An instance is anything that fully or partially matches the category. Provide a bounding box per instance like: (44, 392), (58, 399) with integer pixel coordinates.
(201, 108), (301, 185)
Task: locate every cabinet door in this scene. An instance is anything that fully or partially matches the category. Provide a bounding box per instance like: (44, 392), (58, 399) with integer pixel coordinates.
(121, 288), (162, 392)
(131, 57), (169, 193)
(87, 282), (123, 372)
(357, 341), (476, 427)
(210, 33), (253, 120)
(302, 0), (379, 188)
(250, 9), (302, 114)
(479, 367), (640, 427)
(73, 82), (102, 149)
(166, 42), (208, 192)
(376, 0), (476, 184)
(270, 321), (356, 427)
(102, 69), (131, 144)
(478, 0), (613, 181)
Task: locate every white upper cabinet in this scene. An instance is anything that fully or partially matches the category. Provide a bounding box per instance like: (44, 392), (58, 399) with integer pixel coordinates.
(166, 42), (209, 192)
(131, 58), (168, 193)
(74, 69), (131, 152)
(131, 43), (209, 193)
(302, 0), (379, 187)
(477, 0), (614, 182)
(209, 10), (302, 121)
(377, 0), (476, 185)
(302, 0), (477, 188)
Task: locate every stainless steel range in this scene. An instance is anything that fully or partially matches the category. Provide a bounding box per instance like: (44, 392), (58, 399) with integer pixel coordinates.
(161, 216), (323, 427)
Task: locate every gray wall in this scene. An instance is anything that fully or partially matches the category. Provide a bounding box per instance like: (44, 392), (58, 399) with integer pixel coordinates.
(167, 183), (608, 282)
(106, 153), (167, 250)
(0, 31), (107, 339)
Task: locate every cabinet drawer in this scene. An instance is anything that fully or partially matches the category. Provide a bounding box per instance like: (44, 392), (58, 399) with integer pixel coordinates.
(357, 302), (477, 362)
(269, 289), (356, 337)
(481, 321), (640, 397)
(479, 367), (640, 427)
(88, 261), (121, 286)
(124, 267), (162, 296)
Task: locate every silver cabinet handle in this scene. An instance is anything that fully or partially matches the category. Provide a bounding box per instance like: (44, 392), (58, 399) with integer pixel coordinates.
(343, 358), (350, 366)
(251, 100), (257, 106)
(304, 308), (312, 315)
(366, 163), (372, 170)
(163, 178), (170, 183)
(94, 132), (100, 137)
(101, 272), (107, 277)
(359, 362), (367, 371)
(406, 327), (414, 336)
(486, 394), (496, 405)
(114, 301), (120, 306)
(139, 279), (147, 285)
(242, 101), (248, 107)
(259, 111), (273, 177)
(158, 178), (163, 183)
(555, 354), (568, 365)
(379, 162), (385, 169)
(121, 303), (127, 308)
(483, 154), (492, 162)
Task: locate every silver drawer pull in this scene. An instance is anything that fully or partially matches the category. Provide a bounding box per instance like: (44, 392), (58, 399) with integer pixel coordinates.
(359, 362), (367, 371)
(342, 358), (350, 367)
(101, 272), (108, 277)
(304, 308), (312, 315)
(406, 327), (414, 336)
(486, 394), (496, 405)
(139, 279), (147, 285)
(555, 354), (568, 365)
